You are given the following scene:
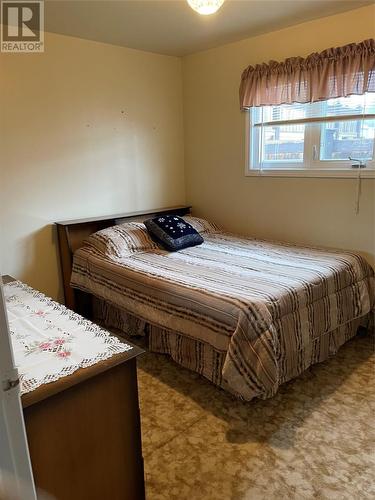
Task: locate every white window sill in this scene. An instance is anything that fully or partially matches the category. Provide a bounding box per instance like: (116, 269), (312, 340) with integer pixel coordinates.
(246, 169), (375, 178)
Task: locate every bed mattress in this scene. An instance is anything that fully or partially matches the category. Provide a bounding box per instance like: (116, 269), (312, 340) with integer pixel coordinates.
(71, 232), (374, 400)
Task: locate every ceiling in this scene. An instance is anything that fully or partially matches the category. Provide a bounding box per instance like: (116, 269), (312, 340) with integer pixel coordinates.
(44, 0), (373, 56)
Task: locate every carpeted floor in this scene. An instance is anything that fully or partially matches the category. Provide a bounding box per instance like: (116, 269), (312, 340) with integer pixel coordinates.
(135, 331), (375, 500)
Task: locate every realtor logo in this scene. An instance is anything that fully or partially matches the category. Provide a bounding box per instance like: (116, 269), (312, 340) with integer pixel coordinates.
(1, 0), (44, 52)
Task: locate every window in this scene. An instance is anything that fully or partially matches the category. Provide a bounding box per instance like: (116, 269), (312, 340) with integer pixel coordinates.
(247, 93), (375, 177)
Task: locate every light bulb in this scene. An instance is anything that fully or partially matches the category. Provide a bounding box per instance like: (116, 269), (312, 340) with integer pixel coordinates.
(187, 0), (225, 15)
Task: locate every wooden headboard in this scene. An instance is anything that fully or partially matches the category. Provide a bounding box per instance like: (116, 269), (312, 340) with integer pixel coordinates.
(56, 205), (191, 311)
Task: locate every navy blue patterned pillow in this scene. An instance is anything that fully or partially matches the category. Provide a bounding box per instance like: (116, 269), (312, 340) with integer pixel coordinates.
(144, 215), (203, 251)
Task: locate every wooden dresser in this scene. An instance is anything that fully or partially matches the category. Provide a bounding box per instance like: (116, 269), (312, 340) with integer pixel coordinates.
(3, 276), (145, 500)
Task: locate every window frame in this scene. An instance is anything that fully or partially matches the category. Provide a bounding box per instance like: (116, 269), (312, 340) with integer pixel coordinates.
(245, 102), (375, 178)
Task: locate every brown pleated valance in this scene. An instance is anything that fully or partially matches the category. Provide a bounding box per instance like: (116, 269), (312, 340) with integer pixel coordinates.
(239, 39), (375, 109)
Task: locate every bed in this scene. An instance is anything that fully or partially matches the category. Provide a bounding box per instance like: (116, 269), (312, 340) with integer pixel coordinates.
(57, 207), (375, 401)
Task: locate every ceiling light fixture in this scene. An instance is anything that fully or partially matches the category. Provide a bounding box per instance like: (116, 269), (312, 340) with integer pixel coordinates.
(187, 0), (225, 15)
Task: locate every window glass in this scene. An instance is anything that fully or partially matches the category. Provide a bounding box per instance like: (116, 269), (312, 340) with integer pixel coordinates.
(320, 119), (374, 161)
(261, 125), (305, 162)
(249, 93), (375, 172)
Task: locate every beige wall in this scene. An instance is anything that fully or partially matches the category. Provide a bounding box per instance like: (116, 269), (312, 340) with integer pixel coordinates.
(183, 5), (375, 267)
(0, 32), (185, 300)
(1, 6), (375, 303)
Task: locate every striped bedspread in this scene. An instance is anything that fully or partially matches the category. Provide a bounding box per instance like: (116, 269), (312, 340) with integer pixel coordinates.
(71, 233), (374, 400)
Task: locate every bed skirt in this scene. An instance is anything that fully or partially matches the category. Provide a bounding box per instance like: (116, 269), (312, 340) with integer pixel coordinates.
(92, 297), (373, 400)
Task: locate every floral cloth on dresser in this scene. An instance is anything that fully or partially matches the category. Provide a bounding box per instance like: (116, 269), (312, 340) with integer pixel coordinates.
(4, 281), (133, 395)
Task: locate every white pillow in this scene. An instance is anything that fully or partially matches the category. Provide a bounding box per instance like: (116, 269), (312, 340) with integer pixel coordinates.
(84, 222), (158, 258)
(183, 216), (220, 235)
